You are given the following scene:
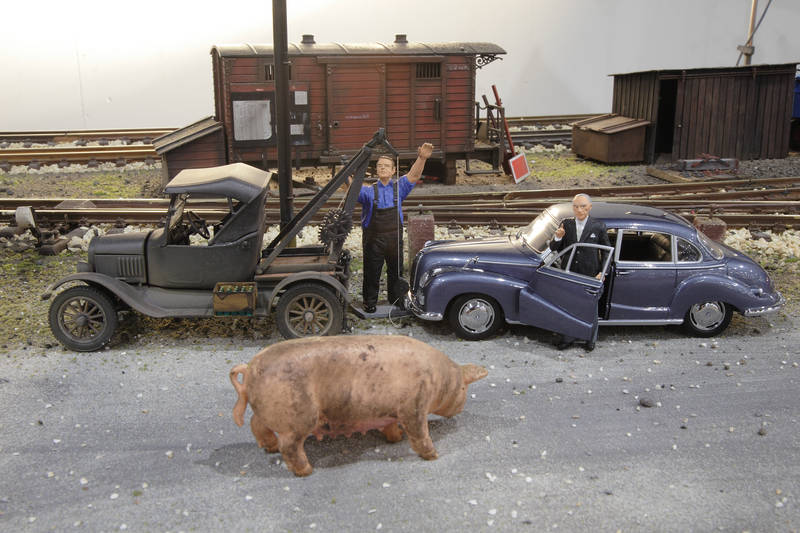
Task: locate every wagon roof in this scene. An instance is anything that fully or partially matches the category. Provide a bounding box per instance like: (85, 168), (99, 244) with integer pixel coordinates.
(212, 41), (506, 57)
(164, 163), (272, 202)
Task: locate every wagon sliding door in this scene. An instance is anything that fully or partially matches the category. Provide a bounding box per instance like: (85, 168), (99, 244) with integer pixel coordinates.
(325, 63), (385, 153)
(411, 62), (443, 149)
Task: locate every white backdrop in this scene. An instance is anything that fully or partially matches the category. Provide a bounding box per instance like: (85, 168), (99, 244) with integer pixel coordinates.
(1, 0), (798, 130)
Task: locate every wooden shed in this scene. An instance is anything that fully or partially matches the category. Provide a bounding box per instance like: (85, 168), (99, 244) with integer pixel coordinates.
(153, 116), (226, 183)
(157, 35), (505, 185)
(610, 63), (797, 163)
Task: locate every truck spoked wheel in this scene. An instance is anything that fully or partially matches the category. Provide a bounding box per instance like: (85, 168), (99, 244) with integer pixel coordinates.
(276, 284), (343, 338)
(48, 286), (118, 351)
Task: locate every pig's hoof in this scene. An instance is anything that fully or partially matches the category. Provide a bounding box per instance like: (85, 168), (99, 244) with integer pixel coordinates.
(291, 464), (313, 477)
(262, 445), (279, 454)
(420, 450), (438, 461)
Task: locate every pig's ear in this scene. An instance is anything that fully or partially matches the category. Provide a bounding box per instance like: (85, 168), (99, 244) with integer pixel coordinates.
(461, 364), (488, 384)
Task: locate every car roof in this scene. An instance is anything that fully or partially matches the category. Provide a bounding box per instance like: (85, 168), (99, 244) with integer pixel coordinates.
(549, 202), (697, 237)
(164, 163), (273, 203)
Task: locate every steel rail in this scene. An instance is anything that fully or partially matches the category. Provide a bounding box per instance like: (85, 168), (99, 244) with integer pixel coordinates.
(3, 206), (797, 231)
(2, 197), (798, 213)
(504, 114), (600, 127)
(0, 145), (159, 164)
(0, 128), (173, 144)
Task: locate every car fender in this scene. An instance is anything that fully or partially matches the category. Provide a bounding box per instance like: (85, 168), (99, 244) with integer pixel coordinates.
(266, 272), (351, 314)
(671, 273), (752, 317)
(41, 272), (168, 316)
(422, 270), (527, 320)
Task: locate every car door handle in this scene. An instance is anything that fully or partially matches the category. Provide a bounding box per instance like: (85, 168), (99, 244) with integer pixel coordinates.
(585, 287), (600, 296)
(617, 270), (632, 275)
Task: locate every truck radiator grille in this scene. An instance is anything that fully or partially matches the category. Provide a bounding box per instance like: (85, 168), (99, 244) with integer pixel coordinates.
(117, 256), (145, 280)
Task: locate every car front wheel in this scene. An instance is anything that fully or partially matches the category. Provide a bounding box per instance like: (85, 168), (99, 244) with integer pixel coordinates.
(447, 294), (503, 341)
(49, 285), (118, 351)
(275, 283), (343, 339)
(682, 301), (732, 337)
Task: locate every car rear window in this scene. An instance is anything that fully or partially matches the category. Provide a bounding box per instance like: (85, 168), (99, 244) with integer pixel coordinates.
(697, 231), (724, 260)
(618, 230), (673, 262)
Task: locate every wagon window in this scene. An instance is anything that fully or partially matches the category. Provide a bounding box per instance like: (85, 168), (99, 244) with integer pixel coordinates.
(677, 238), (702, 262)
(233, 100), (272, 141)
(618, 230), (673, 262)
(263, 64), (292, 81)
(416, 63), (440, 79)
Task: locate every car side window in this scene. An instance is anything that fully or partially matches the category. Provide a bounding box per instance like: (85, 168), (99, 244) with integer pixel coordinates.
(618, 230), (673, 262)
(677, 238), (702, 262)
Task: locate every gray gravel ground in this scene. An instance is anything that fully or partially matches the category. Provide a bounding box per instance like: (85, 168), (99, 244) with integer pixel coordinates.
(1, 310), (798, 532)
(2, 155), (799, 531)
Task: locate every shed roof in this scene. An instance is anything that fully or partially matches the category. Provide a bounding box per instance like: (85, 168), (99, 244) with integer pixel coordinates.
(153, 116), (222, 155)
(212, 40), (505, 57)
(572, 114), (650, 134)
(610, 62), (797, 78)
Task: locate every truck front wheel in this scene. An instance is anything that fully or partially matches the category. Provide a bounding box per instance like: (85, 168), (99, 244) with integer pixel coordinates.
(49, 285), (118, 351)
(275, 283), (343, 339)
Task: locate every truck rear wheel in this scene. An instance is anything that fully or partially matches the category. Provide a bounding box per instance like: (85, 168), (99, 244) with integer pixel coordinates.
(275, 283), (343, 339)
(49, 285), (118, 351)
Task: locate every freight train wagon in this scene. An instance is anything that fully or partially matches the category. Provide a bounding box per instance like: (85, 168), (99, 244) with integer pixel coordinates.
(154, 35), (505, 184)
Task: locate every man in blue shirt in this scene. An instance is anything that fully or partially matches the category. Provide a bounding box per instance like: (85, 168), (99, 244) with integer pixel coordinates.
(357, 142), (433, 313)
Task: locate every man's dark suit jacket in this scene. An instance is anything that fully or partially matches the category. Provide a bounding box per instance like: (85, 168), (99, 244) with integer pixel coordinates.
(549, 216), (611, 277)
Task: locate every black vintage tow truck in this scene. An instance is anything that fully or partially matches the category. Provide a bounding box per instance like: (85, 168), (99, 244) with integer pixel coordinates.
(43, 130), (396, 351)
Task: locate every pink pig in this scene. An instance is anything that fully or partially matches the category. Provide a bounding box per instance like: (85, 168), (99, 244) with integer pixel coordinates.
(229, 335), (487, 476)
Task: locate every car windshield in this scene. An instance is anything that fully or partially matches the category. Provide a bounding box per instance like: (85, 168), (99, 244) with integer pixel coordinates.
(697, 230), (724, 260)
(516, 206), (563, 253)
(167, 194), (187, 230)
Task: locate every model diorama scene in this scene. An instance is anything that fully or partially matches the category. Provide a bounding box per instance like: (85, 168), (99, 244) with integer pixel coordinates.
(2, 1), (800, 530)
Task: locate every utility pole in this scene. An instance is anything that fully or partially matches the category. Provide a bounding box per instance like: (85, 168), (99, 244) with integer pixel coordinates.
(738, 0), (758, 66)
(273, 0), (293, 228)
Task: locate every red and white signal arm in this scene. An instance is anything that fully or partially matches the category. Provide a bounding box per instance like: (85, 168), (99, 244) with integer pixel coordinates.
(509, 153), (530, 184)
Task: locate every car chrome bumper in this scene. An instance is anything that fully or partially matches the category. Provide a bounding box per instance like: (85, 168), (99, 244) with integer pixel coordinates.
(743, 293), (785, 317)
(404, 291), (442, 321)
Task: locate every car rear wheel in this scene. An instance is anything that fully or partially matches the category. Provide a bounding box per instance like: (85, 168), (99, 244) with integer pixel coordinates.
(276, 283), (343, 339)
(682, 301), (732, 337)
(447, 294), (503, 341)
(49, 285), (118, 351)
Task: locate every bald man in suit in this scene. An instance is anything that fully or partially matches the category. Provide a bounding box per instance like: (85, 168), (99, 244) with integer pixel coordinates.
(549, 193), (610, 351)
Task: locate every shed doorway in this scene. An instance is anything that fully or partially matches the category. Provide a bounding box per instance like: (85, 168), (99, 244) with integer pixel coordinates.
(655, 79), (678, 156)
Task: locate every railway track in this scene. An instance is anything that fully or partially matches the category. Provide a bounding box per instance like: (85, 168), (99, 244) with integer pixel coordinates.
(505, 114), (589, 147)
(0, 128), (173, 145)
(3, 177), (799, 231)
(0, 116), (582, 168)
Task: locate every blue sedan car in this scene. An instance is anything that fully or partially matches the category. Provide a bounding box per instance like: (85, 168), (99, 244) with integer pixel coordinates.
(405, 202), (784, 342)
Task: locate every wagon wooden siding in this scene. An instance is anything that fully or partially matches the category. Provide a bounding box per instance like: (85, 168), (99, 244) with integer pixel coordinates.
(444, 55), (478, 153)
(611, 63), (797, 163)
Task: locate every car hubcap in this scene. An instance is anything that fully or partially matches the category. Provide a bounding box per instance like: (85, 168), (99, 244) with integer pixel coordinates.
(689, 302), (725, 331)
(459, 298), (495, 334)
(287, 295), (331, 335)
(60, 297), (105, 341)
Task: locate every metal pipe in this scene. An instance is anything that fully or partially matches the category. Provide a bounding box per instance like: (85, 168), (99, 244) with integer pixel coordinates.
(272, 0), (293, 228)
(744, 0), (758, 65)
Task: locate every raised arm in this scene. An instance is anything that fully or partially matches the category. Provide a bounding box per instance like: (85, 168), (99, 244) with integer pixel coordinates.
(405, 143), (434, 184)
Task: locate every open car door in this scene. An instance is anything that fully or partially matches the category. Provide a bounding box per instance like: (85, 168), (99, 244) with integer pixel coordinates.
(518, 243), (614, 341)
